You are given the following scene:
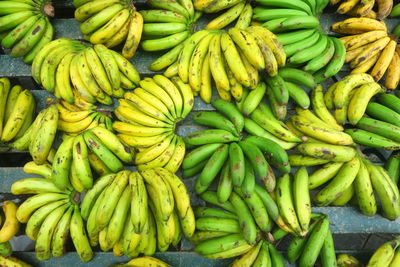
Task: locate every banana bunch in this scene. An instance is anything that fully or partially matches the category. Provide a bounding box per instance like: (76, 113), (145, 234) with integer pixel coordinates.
(309, 155), (400, 220)
(80, 168), (195, 258)
(0, 78), (35, 147)
(51, 126), (134, 192)
(253, 0), (346, 83)
(0, 0), (54, 64)
(333, 18), (400, 87)
(110, 256), (172, 267)
(337, 254), (363, 267)
(32, 38), (140, 105)
(150, 25), (286, 103)
(365, 238), (400, 267)
(0, 201), (20, 258)
(229, 240), (285, 266)
(113, 75), (193, 172)
(386, 151), (400, 185)
(140, 0), (198, 54)
(236, 68), (315, 120)
(56, 101), (113, 136)
(73, 0), (143, 59)
(183, 99), (293, 195)
(10, 104), (58, 166)
(324, 73), (384, 125)
(11, 177), (93, 262)
(331, 0), (392, 19)
(286, 214), (337, 267)
(345, 93), (400, 150)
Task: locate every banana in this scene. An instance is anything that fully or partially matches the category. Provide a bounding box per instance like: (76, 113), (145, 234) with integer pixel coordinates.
(370, 40), (396, 81)
(386, 152), (400, 184)
(139, 78), (177, 119)
(141, 9), (187, 23)
(212, 99), (244, 133)
(314, 157), (360, 206)
(239, 140), (275, 191)
(285, 82), (310, 109)
(312, 85), (343, 131)
(84, 47), (113, 96)
(220, 32), (251, 87)
(276, 174), (302, 235)
(354, 159), (377, 216)
(288, 34), (329, 65)
(345, 128), (400, 150)
(242, 82), (267, 116)
(0, 201), (19, 243)
(116, 101), (170, 128)
(251, 107), (302, 143)
(367, 239), (400, 266)
(351, 37), (390, 68)
(230, 241), (262, 266)
(90, 126), (133, 163)
(385, 51), (400, 90)
(70, 206), (93, 262)
(276, 29), (315, 46)
(365, 162), (400, 220)
(356, 117), (400, 143)
(105, 185), (130, 250)
(2, 13), (39, 49)
(308, 162), (344, 189)
(128, 172), (147, 234)
(257, 0), (313, 13)
(377, 93), (400, 114)
(227, 142), (244, 187)
(293, 167), (311, 234)
(303, 37), (335, 73)
(208, 34), (230, 91)
(241, 158), (255, 197)
(184, 129), (239, 146)
(195, 144), (229, 194)
(206, 2), (245, 30)
(299, 217), (330, 267)
(122, 11), (143, 58)
(291, 115), (353, 145)
(71, 135), (93, 190)
(296, 142), (356, 162)
(96, 170), (130, 232)
(1, 89), (34, 142)
(135, 134), (174, 165)
(278, 67), (316, 89)
(35, 202), (69, 260)
(109, 49), (140, 85)
(141, 169), (174, 221)
(83, 130), (124, 172)
(265, 75), (288, 105)
(315, 37), (346, 82)
(112, 121), (171, 137)
(216, 164), (233, 203)
(29, 105), (59, 165)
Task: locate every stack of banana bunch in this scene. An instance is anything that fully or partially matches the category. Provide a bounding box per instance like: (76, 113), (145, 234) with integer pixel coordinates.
(182, 99), (292, 195)
(323, 73), (384, 125)
(150, 25), (286, 103)
(0, 0), (54, 64)
(56, 101), (114, 137)
(32, 38), (140, 104)
(0, 78), (35, 148)
(333, 18), (400, 88)
(386, 151), (400, 185)
(253, 0), (346, 82)
(309, 155), (400, 220)
(331, 0), (392, 19)
(50, 126), (134, 193)
(284, 214), (337, 267)
(73, 0), (143, 58)
(346, 93), (400, 150)
(11, 177), (93, 262)
(113, 75), (193, 172)
(228, 239), (285, 266)
(140, 0), (198, 53)
(237, 67), (315, 120)
(80, 168), (195, 258)
(0, 201), (20, 257)
(364, 237), (400, 267)
(191, 186), (285, 259)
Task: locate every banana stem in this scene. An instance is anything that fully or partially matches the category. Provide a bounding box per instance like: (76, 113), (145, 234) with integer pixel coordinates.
(43, 2), (54, 17)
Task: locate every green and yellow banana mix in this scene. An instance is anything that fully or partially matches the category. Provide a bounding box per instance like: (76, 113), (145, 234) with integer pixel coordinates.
(31, 38), (140, 105)
(0, 0), (54, 63)
(253, 0), (346, 83)
(73, 0), (143, 58)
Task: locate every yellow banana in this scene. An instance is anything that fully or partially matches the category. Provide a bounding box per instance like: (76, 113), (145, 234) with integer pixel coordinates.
(370, 39), (396, 81)
(351, 36), (391, 68)
(384, 51), (400, 90)
(113, 121), (172, 137)
(208, 34), (230, 91)
(135, 134), (174, 164)
(0, 201), (20, 242)
(122, 11), (143, 59)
